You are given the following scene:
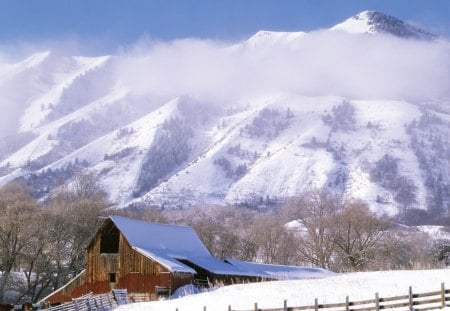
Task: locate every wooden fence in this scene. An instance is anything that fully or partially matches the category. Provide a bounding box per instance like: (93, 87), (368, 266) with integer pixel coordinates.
(186, 283), (450, 311)
(44, 289), (128, 311)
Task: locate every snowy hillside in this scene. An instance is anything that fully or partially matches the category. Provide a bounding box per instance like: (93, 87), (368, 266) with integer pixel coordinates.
(116, 269), (450, 311)
(0, 11), (449, 215)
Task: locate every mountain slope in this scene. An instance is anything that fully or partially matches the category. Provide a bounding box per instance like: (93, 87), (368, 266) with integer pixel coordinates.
(0, 11), (448, 216)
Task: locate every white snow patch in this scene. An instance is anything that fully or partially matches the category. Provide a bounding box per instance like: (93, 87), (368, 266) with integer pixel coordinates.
(331, 11), (375, 34)
(117, 269), (450, 311)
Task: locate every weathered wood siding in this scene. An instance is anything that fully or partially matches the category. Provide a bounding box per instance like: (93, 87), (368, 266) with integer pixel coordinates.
(45, 270), (89, 304)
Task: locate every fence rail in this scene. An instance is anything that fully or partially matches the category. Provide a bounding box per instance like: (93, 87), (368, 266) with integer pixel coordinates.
(44, 289), (128, 311)
(215, 283), (449, 311)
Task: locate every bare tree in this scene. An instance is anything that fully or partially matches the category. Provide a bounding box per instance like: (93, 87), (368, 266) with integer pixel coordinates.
(0, 183), (39, 303)
(282, 189), (339, 269)
(249, 215), (279, 263)
(331, 200), (388, 271)
(15, 211), (55, 303)
(44, 172), (109, 281)
(378, 227), (437, 270)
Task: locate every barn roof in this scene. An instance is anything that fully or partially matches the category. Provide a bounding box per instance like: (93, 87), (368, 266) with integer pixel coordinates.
(224, 258), (335, 280)
(110, 216), (257, 276)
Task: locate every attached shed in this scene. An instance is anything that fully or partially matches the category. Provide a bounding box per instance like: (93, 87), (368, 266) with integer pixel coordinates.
(224, 258), (335, 280)
(43, 216), (262, 304)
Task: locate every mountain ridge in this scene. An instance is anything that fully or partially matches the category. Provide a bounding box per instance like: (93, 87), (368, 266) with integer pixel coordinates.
(0, 11), (448, 217)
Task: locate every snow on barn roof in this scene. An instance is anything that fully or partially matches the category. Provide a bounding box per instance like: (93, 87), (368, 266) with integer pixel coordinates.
(111, 216), (210, 257)
(224, 258), (335, 280)
(110, 216), (257, 276)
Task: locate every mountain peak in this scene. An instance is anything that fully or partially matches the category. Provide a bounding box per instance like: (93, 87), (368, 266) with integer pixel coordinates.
(244, 30), (306, 49)
(331, 11), (438, 40)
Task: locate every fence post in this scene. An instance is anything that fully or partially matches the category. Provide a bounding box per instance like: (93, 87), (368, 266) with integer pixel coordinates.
(441, 283), (446, 309)
(345, 296), (349, 311)
(204, 307), (207, 311)
(108, 293), (114, 308)
(409, 286), (414, 311)
(100, 296), (105, 310)
(254, 302), (258, 311)
(315, 298), (318, 311)
(375, 293), (379, 311)
(228, 305), (232, 311)
(284, 299), (287, 311)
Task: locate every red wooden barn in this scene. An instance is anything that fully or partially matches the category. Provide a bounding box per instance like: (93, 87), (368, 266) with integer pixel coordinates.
(42, 216), (262, 304)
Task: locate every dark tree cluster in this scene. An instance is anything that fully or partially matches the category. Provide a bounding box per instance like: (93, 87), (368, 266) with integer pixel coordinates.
(241, 108), (292, 139)
(213, 156), (247, 180)
(104, 147), (136, 161)
(21, 158), (90, 199)
(232, 195), (282, 211)
(214, 156), (232, 177)
(301, 136), (328, 149)
(134, 117), (194, 197)
(406, 110), (450, 218)
(370, 154), (418, 214)
(322, 100), (356, 132)
(56, 103), (138, 154)
(57, 119), (98, 150)
(329, 167), (348, 191)
(226, 144), (258, 160)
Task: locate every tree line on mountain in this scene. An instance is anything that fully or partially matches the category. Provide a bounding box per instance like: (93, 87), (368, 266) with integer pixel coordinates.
(134, 99), (220, 198)
(133, 117), (194, 197)
(370, 154), (418, 215)
(213, 156), (248, 180)
(240, 107), (293, 139)
(322, 100), (356, 132)
(20, 158), (90, 199)
(1, 177), (449, 304)
(406, 110), (450, 219)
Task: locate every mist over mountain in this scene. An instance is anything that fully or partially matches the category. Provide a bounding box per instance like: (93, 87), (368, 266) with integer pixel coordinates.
(0, 11), (449, 218)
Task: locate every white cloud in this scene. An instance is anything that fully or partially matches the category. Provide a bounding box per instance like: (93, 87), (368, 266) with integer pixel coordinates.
(114, 32), (450, 102)
(0, 31), (448, 136)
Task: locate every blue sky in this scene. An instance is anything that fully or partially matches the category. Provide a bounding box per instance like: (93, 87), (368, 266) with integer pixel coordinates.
(0, 0), (448, 53)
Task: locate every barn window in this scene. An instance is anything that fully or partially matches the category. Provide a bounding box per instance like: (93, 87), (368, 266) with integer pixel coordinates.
(100, 222), (120, 253)
(109, 273), (116, 283)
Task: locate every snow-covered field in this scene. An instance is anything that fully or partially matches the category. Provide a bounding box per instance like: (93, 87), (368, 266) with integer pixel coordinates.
(117, 269), (450, 311)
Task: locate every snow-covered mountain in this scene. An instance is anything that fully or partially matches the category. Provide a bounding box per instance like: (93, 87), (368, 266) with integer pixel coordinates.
(0, 11), (448, 216)
(331, 10), (438, 40)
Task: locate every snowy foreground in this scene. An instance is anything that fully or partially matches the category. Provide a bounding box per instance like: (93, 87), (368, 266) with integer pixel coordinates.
(117, 269), (450, 311)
